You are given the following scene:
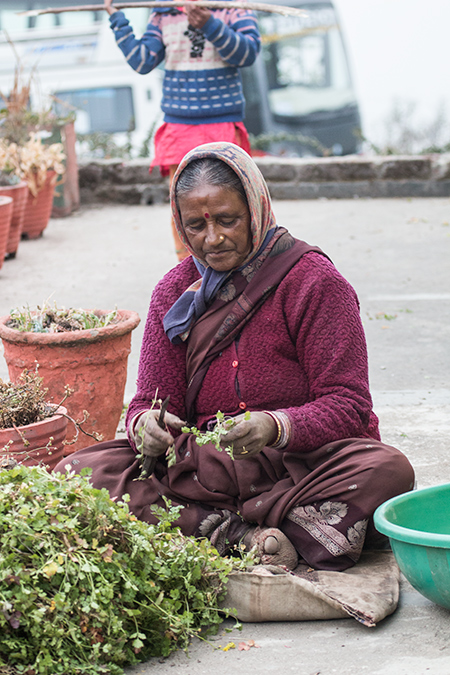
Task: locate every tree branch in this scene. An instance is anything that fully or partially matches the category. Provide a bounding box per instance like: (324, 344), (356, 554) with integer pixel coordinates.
(18, 1), (307, 18)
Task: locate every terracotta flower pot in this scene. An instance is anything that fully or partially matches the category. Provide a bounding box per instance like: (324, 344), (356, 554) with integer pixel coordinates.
(0, 310), (140, 453)
(0, 196), (13, 270)
(0, 405), (68, 472)
(21, 171), (57, 240)
(0, 181), (28, 259)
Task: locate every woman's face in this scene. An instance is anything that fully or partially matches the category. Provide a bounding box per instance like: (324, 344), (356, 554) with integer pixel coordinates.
(178, 184), (252, 272)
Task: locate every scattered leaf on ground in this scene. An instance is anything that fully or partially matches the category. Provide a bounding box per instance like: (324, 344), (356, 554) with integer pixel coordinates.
(238, 640), (260, 651)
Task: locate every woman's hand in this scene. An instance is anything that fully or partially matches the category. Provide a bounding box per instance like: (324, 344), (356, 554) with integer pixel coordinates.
(133, 409), (186, 458)
(221, 412), (277, 460)
(184, 2), (212, 29)
(104, 0), (118, 16)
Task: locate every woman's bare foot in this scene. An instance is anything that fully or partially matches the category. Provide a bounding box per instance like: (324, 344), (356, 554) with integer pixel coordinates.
(243, 526), (298, 570)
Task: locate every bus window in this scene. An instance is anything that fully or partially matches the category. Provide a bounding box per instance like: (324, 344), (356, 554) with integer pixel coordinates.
(30, 1), (101, 28)
(0, 4), (29, 32)
(0, 2), (99, 30)
(29, 14), (57, 30)
(0, 1), (147, 31)
(54, 86), (135, 134)
(57, 12), (102, 28)
(118, 8), (151, 34)
(57, 8), (148, 30)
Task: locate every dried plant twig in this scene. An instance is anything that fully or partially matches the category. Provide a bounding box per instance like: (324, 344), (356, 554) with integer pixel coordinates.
(138, 395), (171, 479)
(18, 1), (307, 19)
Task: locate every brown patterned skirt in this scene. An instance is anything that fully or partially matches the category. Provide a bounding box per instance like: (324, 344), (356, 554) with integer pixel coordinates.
(55, 435), (414, 571)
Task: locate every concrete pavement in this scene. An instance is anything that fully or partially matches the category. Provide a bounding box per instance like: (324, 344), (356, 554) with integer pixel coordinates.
(1, 196), (450, 674)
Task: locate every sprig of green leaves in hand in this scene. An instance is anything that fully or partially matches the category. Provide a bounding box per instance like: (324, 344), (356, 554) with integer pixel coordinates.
(135, 393), (176, 479)
(181, 410), (251, 461)
(136, 408), (251, 472)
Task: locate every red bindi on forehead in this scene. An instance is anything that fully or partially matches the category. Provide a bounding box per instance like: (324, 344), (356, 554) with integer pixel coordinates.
(204, 212), (210, 218)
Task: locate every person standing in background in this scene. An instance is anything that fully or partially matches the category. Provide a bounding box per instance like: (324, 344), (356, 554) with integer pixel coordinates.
(104, 0), (261, 261)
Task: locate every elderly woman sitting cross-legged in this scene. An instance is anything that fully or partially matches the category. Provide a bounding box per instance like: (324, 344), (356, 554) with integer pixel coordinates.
(55, 142), (415, 572)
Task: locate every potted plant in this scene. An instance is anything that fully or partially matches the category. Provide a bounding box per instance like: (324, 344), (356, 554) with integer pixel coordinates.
(0, 193), (13, 267)
(0, 169), (28, 259)
(0, 135), (65, 239)
(0, 368), (68, 471)
(0, 63), (71, 239)
(0, 304), (141, 453)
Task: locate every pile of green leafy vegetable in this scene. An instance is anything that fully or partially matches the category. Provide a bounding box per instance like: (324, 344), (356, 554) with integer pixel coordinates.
(0, 464), (249, 675)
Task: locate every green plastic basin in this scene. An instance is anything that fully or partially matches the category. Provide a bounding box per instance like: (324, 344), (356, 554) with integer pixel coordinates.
(374, 483), (450, 610)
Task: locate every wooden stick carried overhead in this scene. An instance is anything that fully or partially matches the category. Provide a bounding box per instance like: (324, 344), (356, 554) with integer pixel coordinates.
(18, 1), (307, 18)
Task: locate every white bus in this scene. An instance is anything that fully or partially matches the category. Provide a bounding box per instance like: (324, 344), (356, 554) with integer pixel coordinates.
(0, 0), (361, 157)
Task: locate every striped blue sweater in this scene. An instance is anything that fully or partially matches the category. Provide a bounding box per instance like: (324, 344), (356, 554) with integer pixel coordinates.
(109, 6), (261, 124)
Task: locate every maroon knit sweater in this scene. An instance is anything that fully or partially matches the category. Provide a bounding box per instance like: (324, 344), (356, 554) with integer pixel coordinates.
(126, 251), (380, 453)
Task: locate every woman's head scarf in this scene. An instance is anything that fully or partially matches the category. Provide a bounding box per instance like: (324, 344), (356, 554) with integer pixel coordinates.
(164, 142), (277, 343)
(171, 141), (276, 264)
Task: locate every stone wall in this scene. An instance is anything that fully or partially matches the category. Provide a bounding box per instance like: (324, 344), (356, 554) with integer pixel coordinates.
(78, 153), (450, 205)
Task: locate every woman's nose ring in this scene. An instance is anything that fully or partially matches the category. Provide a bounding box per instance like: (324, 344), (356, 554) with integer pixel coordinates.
(219, 235), (225, 242)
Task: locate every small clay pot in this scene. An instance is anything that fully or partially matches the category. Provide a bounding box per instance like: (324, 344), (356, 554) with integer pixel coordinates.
(0, 196), (13, 270)
(0, 181), (28, 258)
(0, 310), (141, 453)
(21, 171), (57, 240)
(0, 405), (68, 472)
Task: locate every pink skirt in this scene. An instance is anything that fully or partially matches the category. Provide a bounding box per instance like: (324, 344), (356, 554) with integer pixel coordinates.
(150, 121), (251, 175)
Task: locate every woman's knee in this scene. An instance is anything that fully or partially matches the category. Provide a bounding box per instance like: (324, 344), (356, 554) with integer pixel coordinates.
(374, 442), (415, 496)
